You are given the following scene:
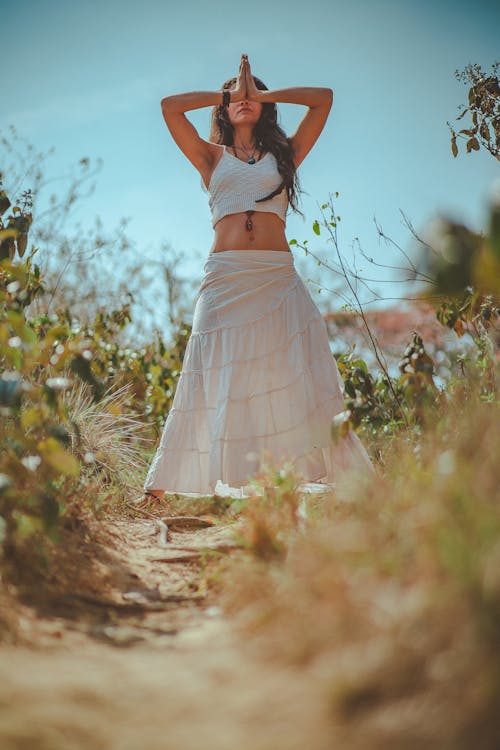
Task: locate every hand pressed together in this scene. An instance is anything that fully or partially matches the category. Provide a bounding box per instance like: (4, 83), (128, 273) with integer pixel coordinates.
(229, 54), (263, 103)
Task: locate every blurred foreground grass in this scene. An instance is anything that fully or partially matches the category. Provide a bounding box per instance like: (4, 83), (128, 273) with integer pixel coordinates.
(209, 390), (500, 748)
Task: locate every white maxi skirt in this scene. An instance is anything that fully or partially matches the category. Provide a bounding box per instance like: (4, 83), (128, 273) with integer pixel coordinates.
(144, 250), (374, 495)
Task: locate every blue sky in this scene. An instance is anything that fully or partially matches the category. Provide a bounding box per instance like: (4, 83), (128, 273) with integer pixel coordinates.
(1, 0), (499, 323)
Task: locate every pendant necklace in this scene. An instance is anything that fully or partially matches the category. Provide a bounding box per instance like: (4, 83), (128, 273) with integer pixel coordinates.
(232, 142), (258, 164)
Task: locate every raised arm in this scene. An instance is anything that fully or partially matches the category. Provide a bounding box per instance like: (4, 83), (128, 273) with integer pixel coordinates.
(160, 57), (248, 174)
(243, 55), (333, 168)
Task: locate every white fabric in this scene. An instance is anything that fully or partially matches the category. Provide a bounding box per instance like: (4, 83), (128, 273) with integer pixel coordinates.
(203, 146), (289, 227)
(144, 250), (375, 495)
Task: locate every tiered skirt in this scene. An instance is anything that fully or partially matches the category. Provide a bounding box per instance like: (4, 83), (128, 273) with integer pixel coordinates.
(144, 250), (374, 495)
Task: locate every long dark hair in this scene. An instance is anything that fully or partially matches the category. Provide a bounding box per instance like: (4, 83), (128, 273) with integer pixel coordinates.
(209, 75), (303, 215)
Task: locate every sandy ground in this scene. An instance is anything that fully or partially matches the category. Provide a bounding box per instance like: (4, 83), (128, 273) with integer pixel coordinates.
(0, 511), (337, 750)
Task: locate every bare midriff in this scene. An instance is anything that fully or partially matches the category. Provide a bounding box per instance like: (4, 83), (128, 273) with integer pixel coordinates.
(209, 211), (291, 254)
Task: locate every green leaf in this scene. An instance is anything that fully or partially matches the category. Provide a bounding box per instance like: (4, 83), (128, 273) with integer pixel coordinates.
(312, 220), (320, 235)
(352, 358), (368, 374)
(288, 239), (297, 246)
(38, 438), (80, 476)
(20, 407), (43, 429)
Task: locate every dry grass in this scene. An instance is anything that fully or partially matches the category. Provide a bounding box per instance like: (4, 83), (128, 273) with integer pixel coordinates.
(212, 394), (500, 748)
(62, 379), (152, 503)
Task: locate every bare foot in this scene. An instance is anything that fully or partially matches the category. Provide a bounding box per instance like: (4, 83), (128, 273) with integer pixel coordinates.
(135, 490), (165, 509)
(146, 490), (164, 501)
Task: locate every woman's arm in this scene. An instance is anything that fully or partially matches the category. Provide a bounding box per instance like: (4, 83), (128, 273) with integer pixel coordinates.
(161, 89), (243, 113)
(161, 54), (248, 113)
(257, 86), (333, 108)
(270, 87), (333, 168)
(160, 56), (248, 172)
(161, 85), (332, 111)
(243, 56), (333, 168)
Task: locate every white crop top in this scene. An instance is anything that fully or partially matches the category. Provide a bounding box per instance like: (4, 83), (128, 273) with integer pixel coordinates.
(202, 145), (289, 228)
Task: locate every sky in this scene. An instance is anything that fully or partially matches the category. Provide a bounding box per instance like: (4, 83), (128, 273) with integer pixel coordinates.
(1, 0), (499, 331)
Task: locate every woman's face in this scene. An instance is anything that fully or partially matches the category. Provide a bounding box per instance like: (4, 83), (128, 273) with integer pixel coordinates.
(226, 97), (263, 128)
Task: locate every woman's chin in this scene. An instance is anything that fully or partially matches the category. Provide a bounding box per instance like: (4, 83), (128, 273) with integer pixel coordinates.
(231, 114), (259, 126)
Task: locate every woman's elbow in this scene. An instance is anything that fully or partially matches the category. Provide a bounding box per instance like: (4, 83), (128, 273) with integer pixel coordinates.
(160, 96), (176, 111)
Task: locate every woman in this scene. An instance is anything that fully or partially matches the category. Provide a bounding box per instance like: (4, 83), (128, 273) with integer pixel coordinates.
(139, 54), (374, 504)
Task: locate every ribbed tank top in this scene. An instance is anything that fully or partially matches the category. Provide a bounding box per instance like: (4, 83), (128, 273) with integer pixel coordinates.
(202, 145), (289, 228)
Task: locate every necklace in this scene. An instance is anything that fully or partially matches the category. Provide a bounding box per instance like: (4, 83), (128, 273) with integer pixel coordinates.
(232, 142), (259, 164)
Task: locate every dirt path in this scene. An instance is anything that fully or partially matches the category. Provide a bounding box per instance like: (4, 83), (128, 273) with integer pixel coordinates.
(0, 510), (335, 750)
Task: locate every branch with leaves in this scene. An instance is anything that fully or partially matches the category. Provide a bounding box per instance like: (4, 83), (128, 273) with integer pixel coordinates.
(291, 193), (412, 430)
(448, 61), (500, 161)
